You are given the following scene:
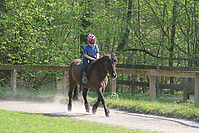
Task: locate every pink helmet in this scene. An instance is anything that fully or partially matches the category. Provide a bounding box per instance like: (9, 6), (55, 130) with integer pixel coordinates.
(87, 34), (96, 44)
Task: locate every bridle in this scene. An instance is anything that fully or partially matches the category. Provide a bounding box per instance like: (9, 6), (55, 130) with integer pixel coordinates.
(94, 66), (110, 77)
(92, 55), (117, 78)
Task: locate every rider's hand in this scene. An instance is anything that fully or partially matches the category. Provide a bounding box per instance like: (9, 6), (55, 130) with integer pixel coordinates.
(90, 57), (96, 60)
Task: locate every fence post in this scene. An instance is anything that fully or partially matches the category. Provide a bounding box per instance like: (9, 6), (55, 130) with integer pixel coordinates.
(131, 64), (135, 96)
(156, 65), (160, 98)
(111, 79), (116, 93)
(183, 67), (188, 102)
(62, 71), (68, 95)
(160, 76), (164, 94)
(11, 69), (17, 92)
(149, 75), (156, 101)
(195, 72), (199, 107)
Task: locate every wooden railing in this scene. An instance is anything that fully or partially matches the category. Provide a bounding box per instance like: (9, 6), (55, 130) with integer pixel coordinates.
(1, 65), (199, 107)
(116, 64), (197, 94)
(0, 65), (69, 95)
(113, 68), (199, 107)
(116, 64), (199, 102)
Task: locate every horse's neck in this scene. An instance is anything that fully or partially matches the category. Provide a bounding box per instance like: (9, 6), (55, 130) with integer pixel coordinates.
(95, 58), (107, 73)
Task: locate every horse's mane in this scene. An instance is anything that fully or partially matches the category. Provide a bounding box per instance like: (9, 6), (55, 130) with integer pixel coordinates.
(87, 54), (117, 76)
(88, 55), (106, 72)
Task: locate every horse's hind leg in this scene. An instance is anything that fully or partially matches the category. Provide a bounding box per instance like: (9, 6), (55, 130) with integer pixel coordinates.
(83, 88), (90, 112)
(73, 85), (80, 101)
(92, 97), (100, 114)
(67, 84), (76, 111)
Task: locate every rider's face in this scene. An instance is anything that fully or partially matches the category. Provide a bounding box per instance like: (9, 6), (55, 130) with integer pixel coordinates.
(88, 42), (95, 47)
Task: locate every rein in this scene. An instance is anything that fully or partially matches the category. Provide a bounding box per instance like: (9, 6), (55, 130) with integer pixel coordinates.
(94, 66), (110, 77)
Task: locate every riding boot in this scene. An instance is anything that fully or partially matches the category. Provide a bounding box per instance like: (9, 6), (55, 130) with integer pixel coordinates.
(82, 71), (88, 83)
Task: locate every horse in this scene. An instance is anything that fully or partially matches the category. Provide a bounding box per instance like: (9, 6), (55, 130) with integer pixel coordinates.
(67, 54), (118, 117)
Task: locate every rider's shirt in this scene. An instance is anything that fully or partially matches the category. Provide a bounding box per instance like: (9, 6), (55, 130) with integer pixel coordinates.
(82, 44), (99, 60)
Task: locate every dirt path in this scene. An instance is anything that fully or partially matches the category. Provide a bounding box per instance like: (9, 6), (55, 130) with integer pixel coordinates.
(0, 100), (199, 133)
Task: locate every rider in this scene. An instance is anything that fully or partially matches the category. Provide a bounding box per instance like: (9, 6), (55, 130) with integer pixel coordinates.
(82, 34), (99, 83)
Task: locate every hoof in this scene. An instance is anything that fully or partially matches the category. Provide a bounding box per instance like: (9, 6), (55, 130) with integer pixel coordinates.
(85, 104), (90, 112)
(67, 106), (72, 111)
(92, 110), (96, 114)
(106, 113), (110, 117)
(92, 108), (97, 114)
(86, 108), (90, 112)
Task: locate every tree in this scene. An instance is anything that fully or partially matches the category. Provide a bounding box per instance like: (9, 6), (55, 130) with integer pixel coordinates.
(0, 0), (6, 63)
(117, 0), (133, 51)
(79, 0), (92, 57)
(1, 0), (199, 90)
(0, 0), (6, 37)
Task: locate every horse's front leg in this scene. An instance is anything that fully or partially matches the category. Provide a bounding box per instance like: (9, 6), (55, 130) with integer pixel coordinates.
(83, 88), (90, 112)
(94, 89), (110, 117)
(100, 92), (110, 117)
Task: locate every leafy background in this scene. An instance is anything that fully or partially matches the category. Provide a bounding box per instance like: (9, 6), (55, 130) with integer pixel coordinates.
(0, 0), (198, 90)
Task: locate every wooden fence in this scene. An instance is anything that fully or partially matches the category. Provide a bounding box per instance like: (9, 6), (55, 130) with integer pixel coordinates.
(0, 65), (199, 108)
(0, 65), (69, 95)
(116, 64), (196, 100)
(114, 68), (199, 107)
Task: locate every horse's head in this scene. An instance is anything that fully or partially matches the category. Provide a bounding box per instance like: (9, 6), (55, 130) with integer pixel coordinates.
(105, 54), (118, 79)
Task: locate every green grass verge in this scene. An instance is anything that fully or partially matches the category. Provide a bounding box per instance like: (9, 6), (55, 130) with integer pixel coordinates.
(0, 110), (157, 133)
(87, 91), (199, 121)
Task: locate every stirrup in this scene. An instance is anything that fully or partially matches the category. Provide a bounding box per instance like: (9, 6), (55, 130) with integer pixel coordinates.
(82, 77), (88, 83)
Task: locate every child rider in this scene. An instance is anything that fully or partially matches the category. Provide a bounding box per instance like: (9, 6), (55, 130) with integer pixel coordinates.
(82, 34), (99, 83)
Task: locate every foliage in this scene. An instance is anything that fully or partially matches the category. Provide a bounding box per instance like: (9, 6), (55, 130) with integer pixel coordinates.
(109, 92), (119, 99)
(0, 0), (199, 88)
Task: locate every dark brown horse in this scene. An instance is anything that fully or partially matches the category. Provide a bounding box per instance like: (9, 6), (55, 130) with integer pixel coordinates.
(68, 54), (117, 117)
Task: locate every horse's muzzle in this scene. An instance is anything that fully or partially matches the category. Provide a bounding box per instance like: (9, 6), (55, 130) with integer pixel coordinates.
(111, 72), (117, 79)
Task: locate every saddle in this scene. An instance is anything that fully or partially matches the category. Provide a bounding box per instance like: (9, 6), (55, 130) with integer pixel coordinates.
(77, 60), (92, 78)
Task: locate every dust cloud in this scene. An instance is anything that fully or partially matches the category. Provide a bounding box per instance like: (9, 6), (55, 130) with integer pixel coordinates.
(35, 94), (87, 114)
(0, 93), (89, 115)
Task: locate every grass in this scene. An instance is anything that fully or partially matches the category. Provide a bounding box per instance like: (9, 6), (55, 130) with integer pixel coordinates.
(0, 110), (157, 133)
(0, 86), (199, 121)
(87, 91), (199, 121)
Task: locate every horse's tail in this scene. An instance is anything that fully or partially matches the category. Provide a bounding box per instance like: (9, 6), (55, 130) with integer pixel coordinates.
(69, 60), (80, 101)
(68, 61), (75, 85)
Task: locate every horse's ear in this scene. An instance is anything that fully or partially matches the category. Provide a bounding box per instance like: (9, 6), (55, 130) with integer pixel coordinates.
(111, 54), (118, 64)
(111, 54), (117, 58)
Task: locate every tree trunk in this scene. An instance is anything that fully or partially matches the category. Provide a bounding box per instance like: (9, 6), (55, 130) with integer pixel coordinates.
(169, 1), (177, 94)
(104, 0), (111, 53)
(80, 1), (92, 57)
(117, 0), (132, 51)
(194, 1), (199, 66)
(137, 0), (141, 37)
(185, 0), (191, 67)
